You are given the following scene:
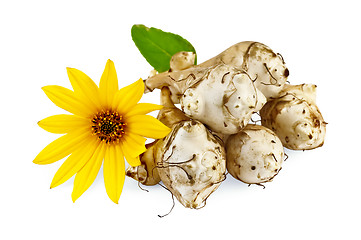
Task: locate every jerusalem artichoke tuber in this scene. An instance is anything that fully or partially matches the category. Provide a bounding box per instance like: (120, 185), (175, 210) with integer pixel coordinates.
(126, 87), (226, 208)
(260, 84), (326, 150)
(226, 124), (284, 185)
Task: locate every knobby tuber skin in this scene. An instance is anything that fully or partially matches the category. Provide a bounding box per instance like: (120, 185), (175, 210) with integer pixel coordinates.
(198, 41), (289, 99)
(260, 84), (326, 150)
(144, 64), (211, 103)
(180, 64), (266, 134)
(226, 124), (284, 184)
(156, 120), (226, 209)
(126, 88), (227, 209)
(146, 63), (267, 135)
(144, 41), (289, 100)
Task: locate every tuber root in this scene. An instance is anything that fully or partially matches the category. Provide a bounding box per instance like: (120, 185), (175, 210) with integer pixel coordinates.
(260, 84), (327, 150)
(226, 124), (284, 184)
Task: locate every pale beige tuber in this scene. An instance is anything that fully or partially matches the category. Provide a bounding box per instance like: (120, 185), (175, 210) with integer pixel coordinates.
(180, 64), (266, 134)
(226, 124), (284, 185)
(126, 87), (226, 209)
(260, 84), (327, 150)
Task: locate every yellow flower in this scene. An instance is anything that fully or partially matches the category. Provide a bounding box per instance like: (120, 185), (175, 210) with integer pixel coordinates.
(34, 60), (171, 204)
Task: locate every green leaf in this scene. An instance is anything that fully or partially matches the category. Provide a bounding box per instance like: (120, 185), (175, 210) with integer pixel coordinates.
(131, 24), (196, 73)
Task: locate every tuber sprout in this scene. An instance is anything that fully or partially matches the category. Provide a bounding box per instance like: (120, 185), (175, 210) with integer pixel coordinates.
(170, 51), (196, 71)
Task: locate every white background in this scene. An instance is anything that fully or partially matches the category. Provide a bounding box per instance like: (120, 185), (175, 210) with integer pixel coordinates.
(1, 0), (360, 239)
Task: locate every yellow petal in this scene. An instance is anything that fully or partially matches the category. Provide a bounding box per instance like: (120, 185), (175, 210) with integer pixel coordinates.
(50, 137), (98, 189)
(33, 129), (92, 165)
(126, 115), (171, 139)
(124, 154), (140, 168)
(124, 103), (163, 118)
(72, 142), (106, 202)
(125, 132), (149, 147)
(99, 60), (118, 108)
(42, 85), (93, 117)
(67, 67), (102, 110)
(121, 141), (141, 167)
(103, 144), (125, 204)
(38, 114), (89, 134)
(113, 79), (144, 114)
(122, 134), (146, 158)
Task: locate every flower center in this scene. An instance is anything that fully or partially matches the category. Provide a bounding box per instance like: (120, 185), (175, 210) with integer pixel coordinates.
(91, 110), (125, 144)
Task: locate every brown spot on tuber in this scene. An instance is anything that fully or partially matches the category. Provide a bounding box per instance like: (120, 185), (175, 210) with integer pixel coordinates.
(251, 166), (256, 170)
(284, 68), (289, 77)
(315, 119), (320, 127)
